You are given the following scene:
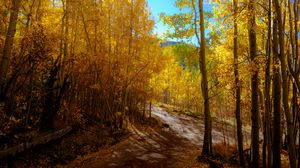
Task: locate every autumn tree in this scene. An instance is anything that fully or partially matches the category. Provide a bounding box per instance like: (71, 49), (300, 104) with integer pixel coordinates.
(272, 13), (281, 168)
(0, 0), (21, 98)
(196, 0), (212, 156)
(273, 0), (296, 166)
(161, 0), (213, 155)
(248, 0), (260, 167)
(0, 0), (162, 137)
(263, 0), (272, 167)
(233, 0), (244, 166)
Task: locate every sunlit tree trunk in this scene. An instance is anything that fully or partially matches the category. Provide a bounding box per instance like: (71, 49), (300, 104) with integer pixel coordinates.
(248, 0), (259, 167)
(0, 0), (21, 98)
(233, 0), (244, 166)
(197, 0), (212, 155)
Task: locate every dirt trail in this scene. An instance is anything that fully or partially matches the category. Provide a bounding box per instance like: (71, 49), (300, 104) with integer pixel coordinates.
(152, 106), (235, 145)
(59, 106), (234, 168)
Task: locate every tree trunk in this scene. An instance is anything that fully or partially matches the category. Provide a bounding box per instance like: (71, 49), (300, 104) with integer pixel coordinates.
(288, 0), (298, 148)
(149, 101), (152, 118)
(233, 0), (244, 166)
(61, 0), (69, 81)
(193, 0), (212, 156)
(191, 0), (212, 156)
(273, 0), (297, 167)
(248, 0), (259, 167)
(0, 0), (21, 98)
(294, 0), (300, 166)
(263, 1), (272, 167)
(142, 96), (146, 120)
(272, 17), (281, 168)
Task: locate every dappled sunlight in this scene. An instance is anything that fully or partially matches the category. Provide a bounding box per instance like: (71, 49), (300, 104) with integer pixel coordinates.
(0, 0), (299, 167)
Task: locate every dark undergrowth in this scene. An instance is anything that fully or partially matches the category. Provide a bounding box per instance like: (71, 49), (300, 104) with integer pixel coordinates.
(0, 123), (129, 168)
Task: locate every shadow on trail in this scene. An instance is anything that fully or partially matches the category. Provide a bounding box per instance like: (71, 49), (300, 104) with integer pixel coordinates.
(60, 106), (235, 168)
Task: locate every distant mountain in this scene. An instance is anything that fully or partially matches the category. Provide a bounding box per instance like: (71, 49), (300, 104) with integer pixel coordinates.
(160, 41), (181, 47)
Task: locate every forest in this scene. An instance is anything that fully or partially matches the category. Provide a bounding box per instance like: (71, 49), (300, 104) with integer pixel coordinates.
(0, 0), (299, 167)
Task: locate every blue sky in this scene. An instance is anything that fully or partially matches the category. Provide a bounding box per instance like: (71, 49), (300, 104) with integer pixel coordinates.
(147, 0), (214, 42)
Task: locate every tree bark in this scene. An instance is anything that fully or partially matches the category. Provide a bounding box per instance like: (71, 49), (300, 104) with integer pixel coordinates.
(61, 0), (69, 81)
(294, 0), (300, 167)
(0, 0), (21, 98)
(288, 0), (299, 165)
(149, 101), (152, 118)
(272, 17), (281, 168)
(263, 1), (272, 167)
(233, 0), (244, 166)
(194, 0), (212, 156)
(273, 0), (297, 167)
(248, 0), (260, 167)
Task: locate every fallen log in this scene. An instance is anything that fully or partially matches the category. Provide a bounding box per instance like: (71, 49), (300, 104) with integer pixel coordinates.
(0, 126), (72, 159)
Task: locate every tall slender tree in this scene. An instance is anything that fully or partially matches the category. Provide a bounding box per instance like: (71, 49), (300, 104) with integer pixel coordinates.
(233, 0), (244, 166)
(192, 0), (212, 156)
(263, 0), (272, 167)
(272, 15), (281, 168)
(198, 0), (212, 155)
(0, 0), (21, 98)
(273, 0), (297, 167)
(248, 0), (259, 167)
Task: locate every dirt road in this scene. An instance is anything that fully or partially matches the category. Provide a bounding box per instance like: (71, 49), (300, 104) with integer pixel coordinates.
(59, 106), (234, 168)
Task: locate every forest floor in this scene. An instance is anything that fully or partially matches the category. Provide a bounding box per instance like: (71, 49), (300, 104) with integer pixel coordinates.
(1, 105), (250, 168)
(1, 105), (290, 168)
(56, 105), (243, 168)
